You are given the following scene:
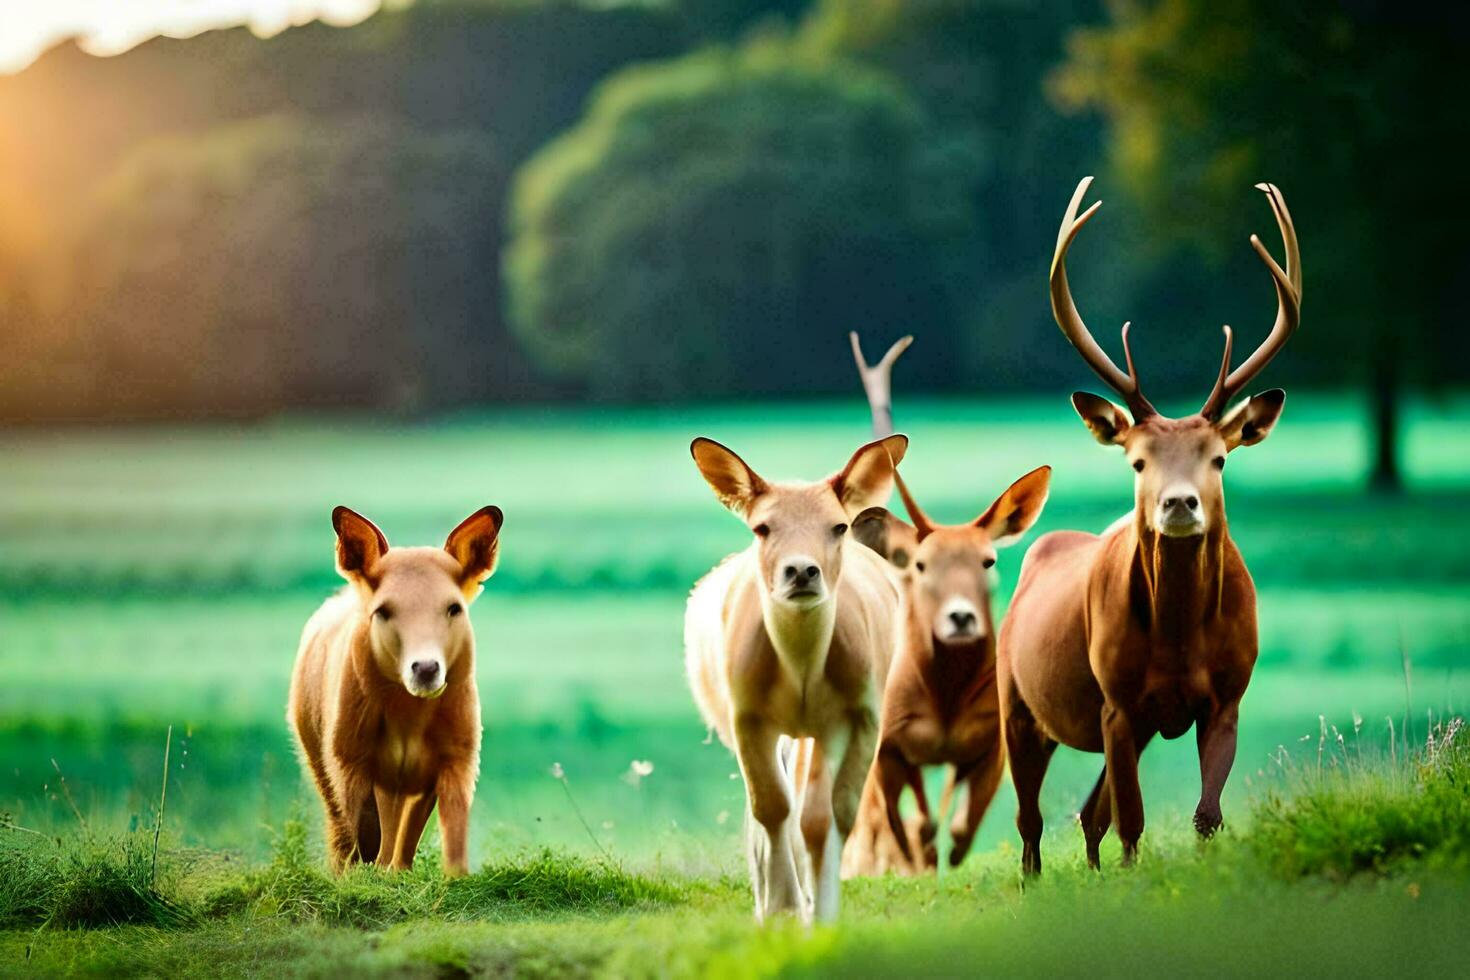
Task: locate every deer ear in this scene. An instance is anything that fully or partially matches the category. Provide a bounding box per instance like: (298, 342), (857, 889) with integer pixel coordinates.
(333, 506), (388, 584)
(691, 438), (769, 517)
(831, 434), (908, 516)
(445, 506), (504, 597)
(976, 466), (1052, 548)
(1218, 389), (1285, 451)
(851, 506), (918, 569)
(1072, 392), (1130, 446)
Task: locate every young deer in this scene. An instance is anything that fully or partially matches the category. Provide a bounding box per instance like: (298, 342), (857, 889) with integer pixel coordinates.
(685, 435), (907, 922)
(845, 334), (1050, 873)
(998, 178), (1301, 874)
(289, 505), (502, 876)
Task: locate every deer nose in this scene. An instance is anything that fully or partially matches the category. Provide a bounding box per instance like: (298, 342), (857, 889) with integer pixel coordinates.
(411, 660), (441, 684)
(949, 609), (977, 631)
(1162, 493), (1199, 512)
(782, 560), (821, 589)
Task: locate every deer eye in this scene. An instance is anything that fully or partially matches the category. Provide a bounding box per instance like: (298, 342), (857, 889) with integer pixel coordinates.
(1212, 456), (1226, 471)
(752, 523), (771, 538)
(373, 606), (393, 622)
(1132, 459), (1145, 472)
(447, 602), (464, 618)
(833, 523), (848, 538)
(982, 557), (996, 569)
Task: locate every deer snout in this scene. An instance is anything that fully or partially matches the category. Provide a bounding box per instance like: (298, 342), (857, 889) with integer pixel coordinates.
(935, 597), (985, 643)
(1155, 483), (1206, 537)
(777, 555), (825, 603)
(402, 652), (447, 697)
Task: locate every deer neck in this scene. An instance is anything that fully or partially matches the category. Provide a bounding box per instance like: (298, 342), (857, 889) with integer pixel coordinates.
(760, 590), (837, 685)
(1131, 512), (1230, 650)
(911, 614), (997, 717)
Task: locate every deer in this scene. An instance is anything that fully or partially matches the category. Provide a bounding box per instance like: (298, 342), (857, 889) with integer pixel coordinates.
(685, 433), (907, 922)
(289, 505), (503, 876)
(997, 177), (1300, 875)
(843, 334), (1050, 874)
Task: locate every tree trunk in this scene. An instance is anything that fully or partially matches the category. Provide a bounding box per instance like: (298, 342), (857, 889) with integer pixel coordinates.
(1369, 337), (1402, 493)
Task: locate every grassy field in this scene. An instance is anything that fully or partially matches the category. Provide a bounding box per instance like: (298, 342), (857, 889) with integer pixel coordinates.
(2, 393), (1468, 975)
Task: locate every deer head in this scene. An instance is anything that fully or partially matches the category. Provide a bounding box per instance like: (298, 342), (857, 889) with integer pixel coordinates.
(859, 464), (1050, 645)
(1051, 178), (1300, 538)
(333, 505), (503, 697)
(691, 435), (908, 608)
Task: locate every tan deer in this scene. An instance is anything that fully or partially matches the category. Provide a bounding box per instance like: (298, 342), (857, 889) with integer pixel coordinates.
(685, 434), (907, 922)
(289, 505), (502, 876)
(844, 334), (1049, 873)
(998, 177), (1300, 874)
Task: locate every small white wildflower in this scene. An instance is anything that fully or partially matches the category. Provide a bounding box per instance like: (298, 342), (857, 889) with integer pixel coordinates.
(549, 762), (564, 779)
(623, 759), (655, 788)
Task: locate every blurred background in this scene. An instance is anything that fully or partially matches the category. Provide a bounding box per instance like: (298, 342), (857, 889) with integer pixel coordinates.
(1, 1), (1467, 868)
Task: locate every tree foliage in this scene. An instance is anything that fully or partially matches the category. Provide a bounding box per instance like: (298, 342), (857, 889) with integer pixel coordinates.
(48, 116), (508, 417)
(504, 40), (972, 400)
(1052, 0), (1469, 482)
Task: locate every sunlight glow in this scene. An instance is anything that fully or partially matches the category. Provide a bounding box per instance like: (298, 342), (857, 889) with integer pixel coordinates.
(0, 0), (387, 74)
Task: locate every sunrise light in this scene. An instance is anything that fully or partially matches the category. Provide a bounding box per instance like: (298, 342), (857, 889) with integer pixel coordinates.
(0, 0), (385, 74)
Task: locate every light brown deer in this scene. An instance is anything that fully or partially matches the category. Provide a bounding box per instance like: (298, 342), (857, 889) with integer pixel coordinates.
(289, 505), (502, 876)
(998, 177), (1300, 874)
(685, 434), (906, 922)
(844, 334), (1049, 874)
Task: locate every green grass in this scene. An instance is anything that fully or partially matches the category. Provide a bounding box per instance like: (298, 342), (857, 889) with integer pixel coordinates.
(1, 394), (1468, 974)
(2, 721), (1467, 976)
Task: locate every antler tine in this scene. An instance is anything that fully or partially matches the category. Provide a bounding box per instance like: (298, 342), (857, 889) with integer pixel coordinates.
(849, 331), (914, 438)
(1200, 325), (1235, 418)
(1051, 177), (1156, 419)
(1200, 183), (1301, 418)
(889, 464), (933, 540)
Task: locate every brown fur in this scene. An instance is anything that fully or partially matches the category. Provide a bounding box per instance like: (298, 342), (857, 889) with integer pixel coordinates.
(845, 466), (1051, 875)
(999, 396), (1285, 874)
(684, 435), (907, 923)
(288, 505), (502, 876)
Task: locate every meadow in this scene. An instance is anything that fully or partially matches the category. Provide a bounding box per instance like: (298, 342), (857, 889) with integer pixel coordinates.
(2, 392), (1468, 976)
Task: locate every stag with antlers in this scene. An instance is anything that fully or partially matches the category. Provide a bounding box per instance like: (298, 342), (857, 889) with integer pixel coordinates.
(997, 177), (1301, 874)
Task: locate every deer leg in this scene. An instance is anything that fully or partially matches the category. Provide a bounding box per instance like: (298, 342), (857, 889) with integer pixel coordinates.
(436, 763), (476, 876)
(1080, 725), (1153, 868)
(814, 711), (875, 919)
(373, 787), (407, 868)
(1004, 703), (1056, 878)
(949, 744), (1004, 868)
(390, 792), (437, 869)
(800, 743), (835, 919)
(1101, 702), (1147, 866)
(908, 766), (938, 868)
(876, 742), (916, 868)
(1194, 700), (1241, 838)
(735, 715), (803, 922)
(326, 769), (374, 872)
(1080, 767), (1110, 869)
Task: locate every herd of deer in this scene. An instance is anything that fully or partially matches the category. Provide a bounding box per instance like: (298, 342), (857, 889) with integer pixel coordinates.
(288, 179), (1303, 922)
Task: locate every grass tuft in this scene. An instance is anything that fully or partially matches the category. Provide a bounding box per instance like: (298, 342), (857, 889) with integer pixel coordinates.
(202, 818), (688, 928)
(442, 850), (686, 916)
(1251, 716), (1469, 878)
(0, 834), (193, 929)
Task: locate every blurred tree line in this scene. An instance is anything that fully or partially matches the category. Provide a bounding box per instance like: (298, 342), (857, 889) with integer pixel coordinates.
(0, 0), (1464, 485)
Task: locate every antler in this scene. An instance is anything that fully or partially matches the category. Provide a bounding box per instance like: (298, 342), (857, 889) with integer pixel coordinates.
(849, 332), (913, 438)
(1199, 182), (1301, 419)
(1051, 177), (1157, 419)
